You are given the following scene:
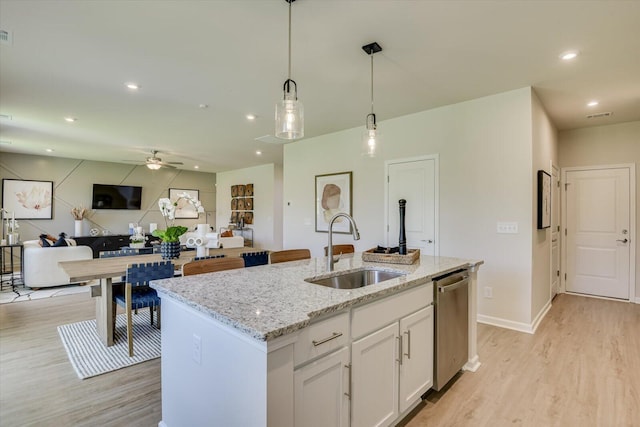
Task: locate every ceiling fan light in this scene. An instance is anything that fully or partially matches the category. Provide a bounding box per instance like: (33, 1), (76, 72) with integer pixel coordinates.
(147, 163), (162, 170)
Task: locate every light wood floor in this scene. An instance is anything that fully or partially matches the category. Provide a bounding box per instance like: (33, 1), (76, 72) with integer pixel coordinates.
(1, 293), (638, 427)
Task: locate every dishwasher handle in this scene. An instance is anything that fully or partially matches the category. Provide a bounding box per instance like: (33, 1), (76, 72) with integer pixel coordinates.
(437, 277), (469, 293)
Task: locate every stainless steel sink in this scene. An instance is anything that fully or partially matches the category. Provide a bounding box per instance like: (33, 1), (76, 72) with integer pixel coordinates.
(305, 269), (405, 289)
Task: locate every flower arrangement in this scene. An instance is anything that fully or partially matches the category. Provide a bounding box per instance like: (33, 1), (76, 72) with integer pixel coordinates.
(71, 205), (89, 220)
(130, 231), (146, 244)
(152, 192), (204, 243)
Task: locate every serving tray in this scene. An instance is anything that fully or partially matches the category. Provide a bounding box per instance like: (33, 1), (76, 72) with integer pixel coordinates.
(362, 248), (420, 265)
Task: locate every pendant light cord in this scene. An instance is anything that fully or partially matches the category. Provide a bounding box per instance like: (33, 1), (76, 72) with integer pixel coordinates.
(288, 0), (292, 81)
(370, 54), (374, 114)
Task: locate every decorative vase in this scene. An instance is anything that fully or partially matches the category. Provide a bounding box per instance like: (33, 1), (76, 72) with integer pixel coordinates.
(160, 241), (181, 260)
(130, 242), (145, 249)
(74, 220), (83, 237)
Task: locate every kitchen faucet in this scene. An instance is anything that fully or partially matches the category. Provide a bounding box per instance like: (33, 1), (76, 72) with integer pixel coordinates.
(327, 213), (361, 271)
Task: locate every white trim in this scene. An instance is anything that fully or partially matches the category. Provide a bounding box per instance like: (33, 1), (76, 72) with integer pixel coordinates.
(561, 163), (636, 302)
(463, 355), (481, 372)
(477, 299), (551, 334)
(384, 154), (439, 256)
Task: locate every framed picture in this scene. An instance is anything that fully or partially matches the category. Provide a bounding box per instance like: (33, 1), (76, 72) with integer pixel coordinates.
(315, 171), (352, 233)
(169, 188), (199, 219)
(2, 179), (53, 219)
(537, 170), (551, 229)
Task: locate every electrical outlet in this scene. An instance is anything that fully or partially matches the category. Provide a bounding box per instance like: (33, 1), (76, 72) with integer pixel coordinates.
(497, 222), (518, 234)
(192, 334), (201, 365)
(484, 287), (493, 298)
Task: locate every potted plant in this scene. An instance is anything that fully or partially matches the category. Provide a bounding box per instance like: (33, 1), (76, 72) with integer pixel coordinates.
(152, 193), (203, 259)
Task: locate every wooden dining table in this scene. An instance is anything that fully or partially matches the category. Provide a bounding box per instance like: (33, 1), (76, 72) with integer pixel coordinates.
(58, 247), (253, 346)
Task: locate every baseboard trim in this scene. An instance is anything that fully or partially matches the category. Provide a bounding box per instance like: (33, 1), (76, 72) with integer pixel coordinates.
(635, 297), (640, 304)
(463, 355), (481, 372)
(477, 314), (535, 334)
(530, 300), (552, 334)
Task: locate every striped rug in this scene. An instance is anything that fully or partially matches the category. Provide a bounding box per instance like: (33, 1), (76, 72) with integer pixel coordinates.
(57, 310), (161, 379)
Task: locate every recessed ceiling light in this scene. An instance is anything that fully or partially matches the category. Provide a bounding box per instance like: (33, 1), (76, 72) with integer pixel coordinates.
(587, 100), (599, 107)
(560, 50), (579, 61)
(256, 150), (262, 156)
(199, 104), (209, 109)
(194, 165), (200, 169)
(46, 148), (54, 152)
(246, 114), (256, 121)
(64, 117), (77, 122)
(126, 83), (140, 90)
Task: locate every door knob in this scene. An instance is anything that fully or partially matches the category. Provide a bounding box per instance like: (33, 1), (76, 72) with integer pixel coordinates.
(420, 239), (433, 244)
(616, 238), (628, 243)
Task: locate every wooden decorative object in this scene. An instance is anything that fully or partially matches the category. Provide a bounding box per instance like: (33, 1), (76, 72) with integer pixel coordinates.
(237, 198), (245, 210)
(231, 185), (238, 197)
(362, 248), (420, 265)
(245, 184), (254, 196)
(237, 185), (245, 197)
(231, 198), (238, 210)
(245, 198), (253, 210)
(243, 212), (253, 224)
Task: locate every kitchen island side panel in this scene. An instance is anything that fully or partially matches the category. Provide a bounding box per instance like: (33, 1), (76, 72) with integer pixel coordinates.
(159, 295), (268, 427)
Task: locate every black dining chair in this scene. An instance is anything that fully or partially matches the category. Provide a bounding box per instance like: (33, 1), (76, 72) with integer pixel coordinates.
(112, 261), (174, 357)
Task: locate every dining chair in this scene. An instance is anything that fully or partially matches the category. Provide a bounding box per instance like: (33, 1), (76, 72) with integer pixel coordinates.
(270, 249), (311, 264)
(112, 261), (174, 357)
(323, 244), (355, 256)
(181, 257), (245, 276)
(241, 251), (270, 267)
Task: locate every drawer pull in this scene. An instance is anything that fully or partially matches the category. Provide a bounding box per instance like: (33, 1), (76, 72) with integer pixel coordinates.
(312, 332), (343, 346)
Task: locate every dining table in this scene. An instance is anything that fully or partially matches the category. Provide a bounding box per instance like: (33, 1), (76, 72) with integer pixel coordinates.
(58, 247), (253, 346)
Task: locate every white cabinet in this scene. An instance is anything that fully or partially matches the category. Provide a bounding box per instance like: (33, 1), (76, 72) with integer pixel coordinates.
(294, 346), (350, 427)
(351, 304), (434, 427)
(399, 306), (434, 413)
(351, 323), (400, 427)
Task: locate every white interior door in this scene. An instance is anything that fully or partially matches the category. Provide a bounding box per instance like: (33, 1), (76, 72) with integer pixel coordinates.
(386, 156), (438, 256)
(565, 167), (631, 299)
(551, 165), (560, 297)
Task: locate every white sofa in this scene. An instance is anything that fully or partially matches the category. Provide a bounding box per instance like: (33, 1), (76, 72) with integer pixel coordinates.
(23, 239), (93, 288)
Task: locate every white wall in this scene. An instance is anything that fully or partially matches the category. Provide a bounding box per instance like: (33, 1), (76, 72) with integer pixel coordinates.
(216, 163), (282, 250)
(558, 121), (640, 301)
(284, 87), (541, 327)
(531, 91), (559, 324)
(0, 152), (216, 241)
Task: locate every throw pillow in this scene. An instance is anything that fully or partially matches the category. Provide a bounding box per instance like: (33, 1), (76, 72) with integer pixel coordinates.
(53, 232), (68, 247)
(39, 234), (52, 247)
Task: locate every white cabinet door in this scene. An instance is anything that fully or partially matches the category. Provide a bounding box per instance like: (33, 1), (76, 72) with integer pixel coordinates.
(294, 346), (350, 427)
(351, 323), (399, 427)
(399, 306), (434, 413)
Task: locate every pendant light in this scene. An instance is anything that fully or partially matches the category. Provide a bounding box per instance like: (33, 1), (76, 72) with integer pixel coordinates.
(362, 42), (382, 157)
(275, 0), (304, 140)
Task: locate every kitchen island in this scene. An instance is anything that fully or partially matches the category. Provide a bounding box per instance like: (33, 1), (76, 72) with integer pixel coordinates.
(151, 254), (482, 427)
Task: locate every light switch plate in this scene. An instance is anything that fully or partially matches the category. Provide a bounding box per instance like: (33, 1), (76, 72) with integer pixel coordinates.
(497, 222), (518, 234)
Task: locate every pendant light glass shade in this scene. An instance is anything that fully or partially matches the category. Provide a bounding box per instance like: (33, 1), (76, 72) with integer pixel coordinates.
(361, 42), (382, 157)
(275, 0), (303, 141)
(276, 79), (304, 139)
(362, 113), (381, 158)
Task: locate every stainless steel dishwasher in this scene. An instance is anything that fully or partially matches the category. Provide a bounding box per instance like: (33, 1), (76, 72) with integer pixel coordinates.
(433, 269), (469, 391)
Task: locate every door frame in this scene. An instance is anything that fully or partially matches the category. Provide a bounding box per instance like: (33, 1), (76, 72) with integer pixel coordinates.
(560, 163), (636, 302)
(384, 154), (439, 256)
(550, 162), (560, 299)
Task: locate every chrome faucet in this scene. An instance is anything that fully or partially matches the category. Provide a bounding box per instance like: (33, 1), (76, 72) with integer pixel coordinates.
(327, 213), (361, 271)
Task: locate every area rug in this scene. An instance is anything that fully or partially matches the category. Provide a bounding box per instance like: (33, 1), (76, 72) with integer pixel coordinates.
(57, 310), (161, 379)
(0, 282), (91, 304)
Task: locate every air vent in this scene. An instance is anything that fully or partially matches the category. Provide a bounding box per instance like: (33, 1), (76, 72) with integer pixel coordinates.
(0, 114), (12, 120)
(586, 112), (612, 119)
(255, 135), (285, 144)
(0, 29), (12, 45)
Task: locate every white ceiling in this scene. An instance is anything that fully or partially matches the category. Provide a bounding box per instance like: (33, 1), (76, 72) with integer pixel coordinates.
(1, 0), (639, 173)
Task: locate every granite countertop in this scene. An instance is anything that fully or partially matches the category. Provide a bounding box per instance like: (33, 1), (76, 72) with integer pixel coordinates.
(150, 254), (482, 342)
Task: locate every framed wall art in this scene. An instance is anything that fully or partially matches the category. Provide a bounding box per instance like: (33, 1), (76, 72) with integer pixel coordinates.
(315, 171), (352, 233)
(2, 179), (53, 219)
(537, 170), (551, 229)
(169, 188), (200, 219)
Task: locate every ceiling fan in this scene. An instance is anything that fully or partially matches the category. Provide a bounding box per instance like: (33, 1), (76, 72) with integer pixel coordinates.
(124, 150), (184, 170)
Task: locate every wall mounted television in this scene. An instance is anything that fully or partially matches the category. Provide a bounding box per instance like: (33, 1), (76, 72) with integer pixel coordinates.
(91, 184), (142, 210)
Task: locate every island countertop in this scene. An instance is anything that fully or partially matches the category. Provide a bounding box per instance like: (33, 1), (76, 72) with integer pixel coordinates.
(150, 254), (482, 342)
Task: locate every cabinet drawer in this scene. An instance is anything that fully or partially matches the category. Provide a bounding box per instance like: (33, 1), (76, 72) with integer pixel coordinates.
(294, 312), (349, 367)
(352, 283), (432, 340)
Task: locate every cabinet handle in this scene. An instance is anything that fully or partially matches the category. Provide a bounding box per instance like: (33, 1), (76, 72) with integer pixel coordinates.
(404, 330), (411, 359)
(312, 332), (343, 346)
(344, 363), (352, 400)
(396, 336), (403, 365)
